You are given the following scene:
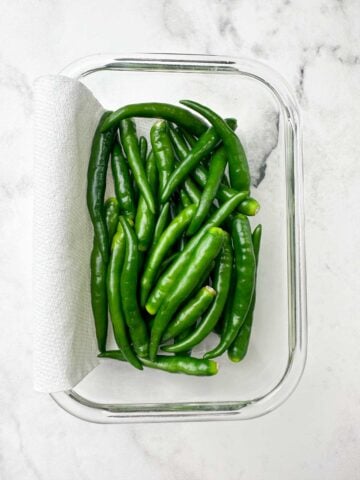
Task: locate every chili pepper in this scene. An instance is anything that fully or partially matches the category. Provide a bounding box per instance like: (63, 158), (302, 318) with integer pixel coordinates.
(169, 119), (236, 159)
(90, 198), (119, 353)
(99, 350), (218, 376)
(140, 204), (196, 307)
(162, 286), (216, 342)
(100, 102), (207, 136)
(195, 259), (216, 290)
(107, 221), (143, 370)
(164, 232), (233, 353)
(187, 146), (227, 236)
(172, 154), (201, 205)
(87, 111), (116, 263)
(180, 100), (251, 192)
(204, 215), (256, 359)
(173, 328), (193, 357)
(183, 177), (201, 204)
(160, 125), (226, 203)
(135, 151), (158, 251)
(237, 197), (260, 216)
(150, 120), (175, 197)
(111, 142), (136, 219)
(169, 123), (252, 216)
(119, 216), (149, 357)
(145, 191), (248, 315)
(149, 227), (225, 360)
(228, 224), (262, 362)
(139, 136), (148, 163)
(158, 252), (180, 276)
(181, 128), (197, 148)
(119, 119), (155, 214)
(180, 189), (192, 208)
(153, 202), (170, 245)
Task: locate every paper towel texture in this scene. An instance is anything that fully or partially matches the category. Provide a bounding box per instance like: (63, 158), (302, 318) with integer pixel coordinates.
(33, 75), (105, 392)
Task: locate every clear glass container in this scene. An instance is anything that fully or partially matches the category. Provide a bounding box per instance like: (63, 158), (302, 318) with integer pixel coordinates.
(51, 53), (307, 423)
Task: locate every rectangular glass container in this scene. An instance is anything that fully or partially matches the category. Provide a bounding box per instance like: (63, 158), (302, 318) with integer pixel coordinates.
(51, 53), (307, 423)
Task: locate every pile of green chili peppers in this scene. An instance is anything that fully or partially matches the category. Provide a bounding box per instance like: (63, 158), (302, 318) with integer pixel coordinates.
(87, 101), (262, 377)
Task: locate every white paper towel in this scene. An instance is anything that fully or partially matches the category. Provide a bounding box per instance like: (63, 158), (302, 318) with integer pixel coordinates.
(33, 75), (106, 392)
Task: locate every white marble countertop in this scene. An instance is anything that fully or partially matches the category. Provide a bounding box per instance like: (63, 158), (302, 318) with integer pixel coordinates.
(1, 1), (360, 478)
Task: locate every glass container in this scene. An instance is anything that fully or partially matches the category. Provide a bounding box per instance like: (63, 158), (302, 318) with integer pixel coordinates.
(51, 53), (307, 423)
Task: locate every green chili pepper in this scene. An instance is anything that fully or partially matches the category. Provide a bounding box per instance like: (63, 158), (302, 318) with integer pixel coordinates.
(180, 100), (251, 192)
(195, 259), (216, 291)
(87, 111), (116, 263)
(181, 128), (197, 148)
(135, 151), (158, 251)
(99, 350), (218, 376)
(228, 224), (262, 362)
(139, 136), (148, 162)
(119, 119), (155, 214)
(158, 252), (180, 276)
(204, 215), (256, 359)
(164, 232), (233, 353)
(145, 191), (248, 315)
(187, 146), (228, 236)
(172, 154), (201, 205)
(183, 176), (201, 204)
(140, 204), (197, 307)
(173, 327), (194, 357)
(153, 202), (170, 245)
(162, 286), (216, 342)
(111, 142), (136, 219)
(180, 189), (192, 208)
(169, 119), (237, 157)
(119, 216), (149, 357)
(107, 221), (143, 370)
(237, 197), (260, 216)
(169, 123), (253, 216)
(150, 120), (175, 197)
(100, 103), (207, 136)
(149, 227), (225, 360)
(90, 198), (119, 353)
(160, 125), (227, 203)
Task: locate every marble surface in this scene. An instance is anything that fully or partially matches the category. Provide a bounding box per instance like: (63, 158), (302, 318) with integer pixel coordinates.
(1, 0), (360, 478)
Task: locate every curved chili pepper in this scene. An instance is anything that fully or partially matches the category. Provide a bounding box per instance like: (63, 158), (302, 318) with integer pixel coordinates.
(107, 221), (143, 370)
(119, 216), (149, 357)
(187, 146), (227, 235)
(111, 142), (136, 219)
(150, 120), (175, 197)
(169, 123), (254, 216)
(140, 204), (196, 307)
(164, 232), (233, 353)
(87, 111), (116, 263)
(135, 151), (158, 251)
(162, 285), (216, 342)
(183, 176), (201, 204)
(236, 197), (260, 216)
(145, 191), (248, 315)
(149, 227), (225, 360)
(90, 197), (119, 353)
(180, 189), (192, 208)
(160, 125), (226, 203)
(228, 224), (262, 362)
(100, 102), (207, 136)
(153, 202), (170, 245)
(139, 136), (148, 163)
(119, 119), (155, 214)
(204, 215), (256, 359)
(99, 350), (218, 376)
(180, 100), (251, 192)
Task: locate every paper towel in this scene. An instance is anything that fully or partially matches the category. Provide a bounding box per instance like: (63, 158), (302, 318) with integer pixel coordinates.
(33, 75), (106, 392)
